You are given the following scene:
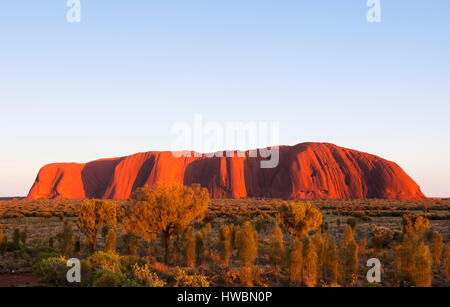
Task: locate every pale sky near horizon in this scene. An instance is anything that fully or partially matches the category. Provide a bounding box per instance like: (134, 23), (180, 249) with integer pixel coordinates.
(0, 1), (449, 197)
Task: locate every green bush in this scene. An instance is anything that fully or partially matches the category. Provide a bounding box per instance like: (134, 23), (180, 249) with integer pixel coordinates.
(130, 264), (166, 287)
(86, 252), (121, 272)
(119, 255), (146, 272)
(32, 256), (69, 286)
(174, 267), (210, 287)
(91, 269), (126, 287)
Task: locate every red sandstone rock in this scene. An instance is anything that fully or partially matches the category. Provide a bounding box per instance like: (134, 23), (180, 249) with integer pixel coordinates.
(26, 143), (426, 200)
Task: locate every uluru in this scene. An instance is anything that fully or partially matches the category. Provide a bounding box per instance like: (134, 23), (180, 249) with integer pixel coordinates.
(26, 142), (426, 201)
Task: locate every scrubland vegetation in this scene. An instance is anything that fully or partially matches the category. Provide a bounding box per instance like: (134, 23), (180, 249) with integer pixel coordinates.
(0, 190), (449, 287)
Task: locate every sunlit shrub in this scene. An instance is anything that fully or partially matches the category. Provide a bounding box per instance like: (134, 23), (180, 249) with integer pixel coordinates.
(130, 263), (166, 287)
(91, 268), (126, 287)
(174, 267), (210, 287)
(86, 251), (121, 272)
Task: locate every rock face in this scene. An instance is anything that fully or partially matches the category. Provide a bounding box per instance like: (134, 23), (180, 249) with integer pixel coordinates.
(26, 142), (426, 200)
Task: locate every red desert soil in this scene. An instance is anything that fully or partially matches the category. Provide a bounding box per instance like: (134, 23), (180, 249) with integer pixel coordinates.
(26, 142), (426, 200)
(0, 273), (39, 287)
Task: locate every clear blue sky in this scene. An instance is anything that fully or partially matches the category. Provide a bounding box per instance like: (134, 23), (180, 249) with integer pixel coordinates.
(0, 1), (449, 197)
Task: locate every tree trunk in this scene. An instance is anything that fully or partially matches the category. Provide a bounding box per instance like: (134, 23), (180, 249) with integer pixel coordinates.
(164, 232), (170, 265)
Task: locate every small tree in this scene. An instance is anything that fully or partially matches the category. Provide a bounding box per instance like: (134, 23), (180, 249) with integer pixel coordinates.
(0, 230), (7, 254)
(321, 233), (340, 284)
(395, 219), (433, 287)
(402, 215), (428, 240)
(413, 242), (432, 287)
(13, 228), (20, 248)
(119, 211), (140, 256)
(218, 225), (232, 266)
(443, 243), (450, 282)
(359, 238), (367, 257)
(77, 199), (117, 252)
(196, 223), (212, 264)
(182, 226), (196, 267)
(120, 183), (209, 265)
(276, 201), (322, 237)
(346, 217), (357, 230)
(269, 224), (285, 278)
(303, 236), (318, 287)
(236, 221), (258, 286)
(20, 227), (27, 247)
(289, 238), (303, 285)
(341, 225), (359, 286)
(105, 227), (117, 253)
(430, 231), (443, 266)
(56, 220), (73, 255)
(121, 233), (140, 256)
(311, 232), (323, 276)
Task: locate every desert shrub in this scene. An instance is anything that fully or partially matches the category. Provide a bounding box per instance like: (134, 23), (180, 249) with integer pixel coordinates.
(0, 229), (7, 254)
(321, 233), (340, 284)
(414, 242), (432, 287)
(174, 267), (210, 287)
(119, 255), (145, 272)
(394, 215), (433, 286)
(218, 225), (232, 266)
(105, 227), (117, 253)
(91, 269), (126, 287)
(430, 231), (443, 266)
(86, 251), (121, 272)
(276, 201), (322, 237)
(289, 239), (303, 285)
(129, 263), (166, 287)
(150, 262), (170, 275)
(254, 213), (273, 233)
(13, 228), (20, 248)
(303, 236), (318, 287)
(32, 256), (69, 286)
(359, 238), (367, 257)
(121, 233), (140, 255)
(369, 225), (394, 249)
(56, 220), (73, 255)
(236, 221), (258, 286)
(443, 243), (450, 282)
(341, 225), (358, 285)
(269, 224), (285, 275)
(32, 248), (60, 267)
(20, 227), (27, 247)
(222, 269), (239, 286)
(196, 223), (212, 264)
(402, 215), (429, 240)
(195, 232), (205, 265)
(395, 238), (432, 287)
